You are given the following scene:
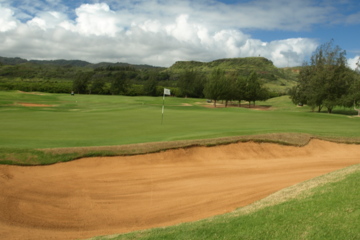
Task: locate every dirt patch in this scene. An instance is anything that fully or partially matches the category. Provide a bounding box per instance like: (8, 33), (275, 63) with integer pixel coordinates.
(17, 102), (55, 107)
(18, 91), (45, 95)
(201, 102), (271, 110)
(181, 103), (192, 106)
(1, 139), (360, 240)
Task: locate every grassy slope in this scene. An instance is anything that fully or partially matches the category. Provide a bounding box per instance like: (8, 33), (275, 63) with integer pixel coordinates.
(91, 164), (360, 240)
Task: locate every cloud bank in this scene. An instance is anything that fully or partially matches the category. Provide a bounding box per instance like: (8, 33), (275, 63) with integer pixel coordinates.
(0, 0), (349, 67)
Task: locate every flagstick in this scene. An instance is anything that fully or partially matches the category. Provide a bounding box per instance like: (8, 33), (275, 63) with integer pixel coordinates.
(161, 92), (165, 125)
(162, 88), (171, 125)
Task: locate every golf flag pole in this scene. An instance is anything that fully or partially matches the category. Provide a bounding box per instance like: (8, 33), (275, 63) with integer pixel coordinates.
(162, 88), (171, 125)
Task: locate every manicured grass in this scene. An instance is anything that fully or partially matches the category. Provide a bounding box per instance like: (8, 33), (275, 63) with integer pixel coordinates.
(90, 165), (360, 240)
(1, 90), (360, 164)
(1, 91), (360, 149)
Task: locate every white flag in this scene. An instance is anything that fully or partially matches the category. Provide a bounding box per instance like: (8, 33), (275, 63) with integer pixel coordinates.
(164, 88), (171, 95)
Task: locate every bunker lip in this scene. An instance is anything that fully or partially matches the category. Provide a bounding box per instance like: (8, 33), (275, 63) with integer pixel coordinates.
(1, 139), (360, 240)
(39, 133), (314, 155)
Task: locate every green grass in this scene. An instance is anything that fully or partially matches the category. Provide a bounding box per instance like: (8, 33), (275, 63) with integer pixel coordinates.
(1, 90), (360, 164)
(1, 91), (359, 148)
(90, 165), (360, 240)
(0, 147), (79, 165)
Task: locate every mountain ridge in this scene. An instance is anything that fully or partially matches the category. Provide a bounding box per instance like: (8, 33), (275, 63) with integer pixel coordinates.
(0, 56), (163, 70)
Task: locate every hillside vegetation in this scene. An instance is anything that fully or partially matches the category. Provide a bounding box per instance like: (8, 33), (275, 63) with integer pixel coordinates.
(0, 56), (299, 96)
(167, 57), (300, 92)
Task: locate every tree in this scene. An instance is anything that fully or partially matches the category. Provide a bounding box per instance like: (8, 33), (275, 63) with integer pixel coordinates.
(203, 69), (227, 107)
(221, 72), (238, 107)
(110, 72), (130, 95)
(288, 64), (311, 107)
(233, 74), (247, 107)
(178, 69), (205, 98)
(73, 72), (92, 94)
(289, 40), (350, 113)
(89, 74), (107, 94)
(144, 71), (158, 96)
(243, 71), (269, 107)
(345, 57), (360, 114)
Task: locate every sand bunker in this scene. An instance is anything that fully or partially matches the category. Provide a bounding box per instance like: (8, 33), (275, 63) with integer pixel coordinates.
(0, 139), (360, 240)
(17, 102), (55, 107)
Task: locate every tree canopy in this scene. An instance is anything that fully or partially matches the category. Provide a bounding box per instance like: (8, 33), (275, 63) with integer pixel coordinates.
(204, 69), (269, 107)
(203, 69), (227, 107)
(289, 40), (358, 113)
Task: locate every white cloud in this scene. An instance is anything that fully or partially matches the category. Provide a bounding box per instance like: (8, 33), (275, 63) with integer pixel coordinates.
(0, 1), (323, 67)
(0, 5), (18, 32)
(73, 3), (120, 37)
(348, 56), (360, 70)
(27, 11), (68, 30)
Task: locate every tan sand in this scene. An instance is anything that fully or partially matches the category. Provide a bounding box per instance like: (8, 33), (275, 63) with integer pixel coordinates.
(0, 139), (359, 240)
(17, 102), (55, 107)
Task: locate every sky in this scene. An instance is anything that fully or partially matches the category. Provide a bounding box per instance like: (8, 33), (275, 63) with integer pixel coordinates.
(0, 0), (359, 69)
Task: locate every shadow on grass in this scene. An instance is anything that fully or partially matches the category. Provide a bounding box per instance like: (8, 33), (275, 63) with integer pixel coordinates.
(316, 109), (359, 116)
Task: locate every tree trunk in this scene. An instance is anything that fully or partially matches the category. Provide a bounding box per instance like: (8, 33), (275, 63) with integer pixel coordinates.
(353, 102), (360, 116)
(225, 100), (228, 107)
(214, 99), (217, 107)
(317, 105), (323, 112)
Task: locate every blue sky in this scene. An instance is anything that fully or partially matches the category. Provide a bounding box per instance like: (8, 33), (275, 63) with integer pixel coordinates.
(0, 0), (359, 68)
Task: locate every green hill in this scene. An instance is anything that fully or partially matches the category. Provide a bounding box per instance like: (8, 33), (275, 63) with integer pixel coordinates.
(167, 57), (300, 93)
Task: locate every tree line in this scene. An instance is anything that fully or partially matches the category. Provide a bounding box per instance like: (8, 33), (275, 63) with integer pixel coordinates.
(289, 40), (360, 113)
(0, 60), (273, 105)
(177, 68), (270, 107)
(70, 67), (270, 107)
